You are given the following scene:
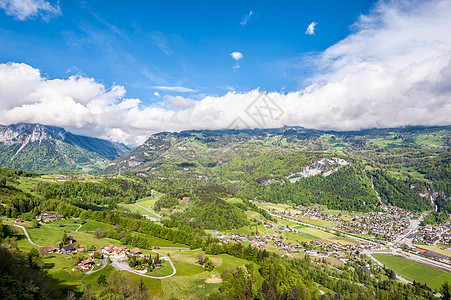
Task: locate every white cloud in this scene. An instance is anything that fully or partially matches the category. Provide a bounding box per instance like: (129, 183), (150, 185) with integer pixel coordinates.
(1, 0), (451, 146)
(240, 10), (254, 26)
(305, 22), (317, 35)
(153, 91), (160, 97)
(164, 95), (195, 109)
(230, 52), (243, 61)
(152, 86), (197, 93)
(0, 0), (61, 21)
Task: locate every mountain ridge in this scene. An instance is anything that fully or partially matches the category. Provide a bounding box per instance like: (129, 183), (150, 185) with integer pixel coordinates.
(0, 123), (130, 173)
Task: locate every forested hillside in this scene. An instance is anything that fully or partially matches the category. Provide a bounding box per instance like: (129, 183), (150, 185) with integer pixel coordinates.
(105, 126), (450, 214)
(0, 123), (130, 173)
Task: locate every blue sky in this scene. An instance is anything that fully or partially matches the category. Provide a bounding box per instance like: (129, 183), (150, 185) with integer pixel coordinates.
(0, 0), (450, 145)
(0, 0), (375, 101)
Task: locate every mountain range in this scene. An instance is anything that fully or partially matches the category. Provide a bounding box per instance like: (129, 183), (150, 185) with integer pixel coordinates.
(0, 123), (130, 174)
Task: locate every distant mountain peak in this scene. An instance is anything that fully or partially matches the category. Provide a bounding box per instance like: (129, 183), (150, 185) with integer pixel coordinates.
(0, 123), (66, 145)
(0, 123), (130, 174)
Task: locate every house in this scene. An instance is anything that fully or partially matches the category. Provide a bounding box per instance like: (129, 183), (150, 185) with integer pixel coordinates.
(43, 245), (55, 253)
(128, 248), (141, 256)
(61, 244), (77, 254)
(112, 246), (127, 260)
(67, 236), (76, 244)
(102, 245), (127, 260)
(102, 244), (115, 255)
(79, 258), (94, 269)
(14, 218), (23, 223)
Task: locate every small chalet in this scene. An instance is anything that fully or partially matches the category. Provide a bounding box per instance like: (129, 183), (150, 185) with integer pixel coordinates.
(128, 248), (141, 256)
(43, 245), (55, 253)
(67, 236), (76, 244)
(14, 218), (23, 223)
(79, 258), (93, 269)
(61, 244), (77, 254)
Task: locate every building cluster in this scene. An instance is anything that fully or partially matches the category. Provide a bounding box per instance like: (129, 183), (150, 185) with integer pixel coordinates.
(268, 205), (419, 242)
(302, 240), (383, 263)
(414, 221), (451, 246)
(35, 211), (64, 223)
(41, 240), (144, 271)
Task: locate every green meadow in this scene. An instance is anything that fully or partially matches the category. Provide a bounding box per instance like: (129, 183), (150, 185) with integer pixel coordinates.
(373, 254), (451, 290)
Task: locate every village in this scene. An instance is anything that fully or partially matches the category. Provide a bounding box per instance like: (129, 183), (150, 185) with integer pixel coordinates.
(266, 204), (420, 243)
(214, 220), (384, 266)
(414, 221), (451, 247)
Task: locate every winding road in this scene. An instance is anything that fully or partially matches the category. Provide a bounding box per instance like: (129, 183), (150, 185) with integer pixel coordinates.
(110, 249), (176, 279)
(13, 224), (43, 247)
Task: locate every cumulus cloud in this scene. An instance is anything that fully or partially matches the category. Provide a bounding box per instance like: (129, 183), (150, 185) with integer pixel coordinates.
(240, 10), (254, 26)
(0, 0), (61, 21)
(305, 22), (317, 35)
(1, 0), (451, 146)
(230, 52), (243, 61)
(164, 95), (195, 110)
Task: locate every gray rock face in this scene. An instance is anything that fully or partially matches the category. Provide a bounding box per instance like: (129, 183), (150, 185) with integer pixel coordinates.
(0, 123), (66, 145)
(286, 157), (351, 183)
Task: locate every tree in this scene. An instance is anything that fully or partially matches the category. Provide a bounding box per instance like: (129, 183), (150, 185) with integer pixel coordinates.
(94, 251), (102, 259)
(97, 274), (107, 286)
(196, 253), (206, 266)
(94, 228), (103, 239)
(61, 233), (68, 245)
(205, 258), (214, 271)
(441, 282), (451, 300)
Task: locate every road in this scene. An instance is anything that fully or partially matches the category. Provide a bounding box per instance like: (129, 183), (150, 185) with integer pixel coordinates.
(13, 224), (43, 247)
(389, 213), (424, 248)
(85, 258), (108, 274)
(135, 202), (161, 220)
(110, 250), (176, 279)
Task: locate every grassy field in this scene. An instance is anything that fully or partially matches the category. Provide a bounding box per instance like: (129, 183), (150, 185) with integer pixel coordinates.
(160, 249), (262, 299)
(373, 254), (451, 290)
(78, 220), (115, 232)
(119, 196), (161, 216)
(299, 227), (335, 239)
(295, 217), (338, 229)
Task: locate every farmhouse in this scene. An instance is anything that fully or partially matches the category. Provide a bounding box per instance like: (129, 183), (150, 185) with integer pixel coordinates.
(102, 244), (128, 260)
(128, 248), (142, 256)
(61, 244), (77, 254)
(79, 258), (94, 270)
(43, 245), (55, 253)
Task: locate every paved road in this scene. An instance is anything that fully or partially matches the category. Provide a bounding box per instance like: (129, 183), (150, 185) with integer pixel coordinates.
(85, 258), (107, 274)
(13, 224), (43, 247)
(135, 203), (161, 220)
(110, 250), (176, 279)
